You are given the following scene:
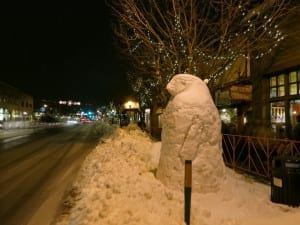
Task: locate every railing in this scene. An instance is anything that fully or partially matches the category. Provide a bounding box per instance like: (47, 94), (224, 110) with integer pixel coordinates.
(222, 134), (300, 178)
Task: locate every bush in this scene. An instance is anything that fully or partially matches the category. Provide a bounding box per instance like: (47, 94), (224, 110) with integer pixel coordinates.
(92, 121), (118, 138)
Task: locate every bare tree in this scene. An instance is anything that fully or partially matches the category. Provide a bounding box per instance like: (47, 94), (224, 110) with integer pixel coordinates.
(108, 0), (297, 107)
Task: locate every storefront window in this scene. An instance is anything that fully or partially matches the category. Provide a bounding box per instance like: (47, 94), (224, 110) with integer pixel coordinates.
(290, 100), (300, 128)
(269, 70), (300, 138)
(0, 108), (10, 121)
(219, 108), (238, 133)
(271, 101), (286, 137)
(271, 101), (285, 123)
(0, 108), (3, 121)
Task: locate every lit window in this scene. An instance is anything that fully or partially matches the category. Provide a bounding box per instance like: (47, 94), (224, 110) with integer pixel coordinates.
(270, 87), (277, 98)
(290, 99), (300, 128)
(289, 70), (300, 95)
(289, 71), (297, 82)
(269, 71), (300, 98)
(271, 101), (285, 123)
(270, 74), (285, 98)
(270, 77), (276, 86)
(278, 74), (285, 85)
(290, 83), (297, 95)
(278, 86), (285, 96)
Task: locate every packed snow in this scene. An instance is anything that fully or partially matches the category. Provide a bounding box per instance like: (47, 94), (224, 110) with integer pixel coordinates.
(54, 123), (300, 225)
(157, 74), (225, 193)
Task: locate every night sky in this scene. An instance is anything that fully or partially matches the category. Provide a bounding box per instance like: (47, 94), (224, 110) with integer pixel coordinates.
(0, 2), (132, 106)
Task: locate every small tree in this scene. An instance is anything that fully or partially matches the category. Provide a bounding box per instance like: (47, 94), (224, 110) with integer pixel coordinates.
(108, 0), (298, 107)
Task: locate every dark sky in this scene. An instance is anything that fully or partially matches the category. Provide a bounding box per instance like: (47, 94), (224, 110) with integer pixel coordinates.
(0, 2), (132, 106)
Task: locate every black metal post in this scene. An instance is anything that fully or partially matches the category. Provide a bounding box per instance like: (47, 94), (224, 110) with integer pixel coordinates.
(184, 160), (192, 225)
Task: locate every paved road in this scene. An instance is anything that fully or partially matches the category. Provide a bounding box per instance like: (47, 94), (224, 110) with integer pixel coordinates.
(0, 123), (101, 225)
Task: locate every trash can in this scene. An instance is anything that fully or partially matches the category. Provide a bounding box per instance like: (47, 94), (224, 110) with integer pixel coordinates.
(271, 156), (300, 207)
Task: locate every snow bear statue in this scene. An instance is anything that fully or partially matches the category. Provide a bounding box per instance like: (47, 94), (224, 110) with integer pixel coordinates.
(156, 74), (226, 193)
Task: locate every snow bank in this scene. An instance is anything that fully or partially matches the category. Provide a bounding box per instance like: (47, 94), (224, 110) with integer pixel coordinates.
(55, 124), (300, 225)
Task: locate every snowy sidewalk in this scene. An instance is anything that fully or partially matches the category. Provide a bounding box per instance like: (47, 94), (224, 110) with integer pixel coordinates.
(54, 124), (300, 225)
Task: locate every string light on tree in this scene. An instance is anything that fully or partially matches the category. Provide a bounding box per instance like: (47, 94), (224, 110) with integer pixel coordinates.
(111, 0), (294, 107)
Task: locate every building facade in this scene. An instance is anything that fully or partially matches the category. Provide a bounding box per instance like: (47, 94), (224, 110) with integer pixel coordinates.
(121, 100), (140, 121)
(0, 81), (33, 125)
(215, 13), (300, 139)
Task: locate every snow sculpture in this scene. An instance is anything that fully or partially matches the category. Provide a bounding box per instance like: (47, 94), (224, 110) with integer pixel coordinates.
(156, 74), (226, 193)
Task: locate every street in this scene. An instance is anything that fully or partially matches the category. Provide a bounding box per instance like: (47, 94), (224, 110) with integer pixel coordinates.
(0, 123), (102, 225)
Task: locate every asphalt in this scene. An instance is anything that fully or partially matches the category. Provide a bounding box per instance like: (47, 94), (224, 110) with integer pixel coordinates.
(0, 122), (63, 143)
(0, 128), (36, 143)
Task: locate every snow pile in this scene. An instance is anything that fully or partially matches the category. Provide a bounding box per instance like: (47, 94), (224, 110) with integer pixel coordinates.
(55, 124), (300, 225)
(55, 124), (185, 225)
(157, 74), (225, 193)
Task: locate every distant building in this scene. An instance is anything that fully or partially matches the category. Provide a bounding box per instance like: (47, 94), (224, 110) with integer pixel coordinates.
(0, 81), (33, 123)
(120, 100), (140, 124)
